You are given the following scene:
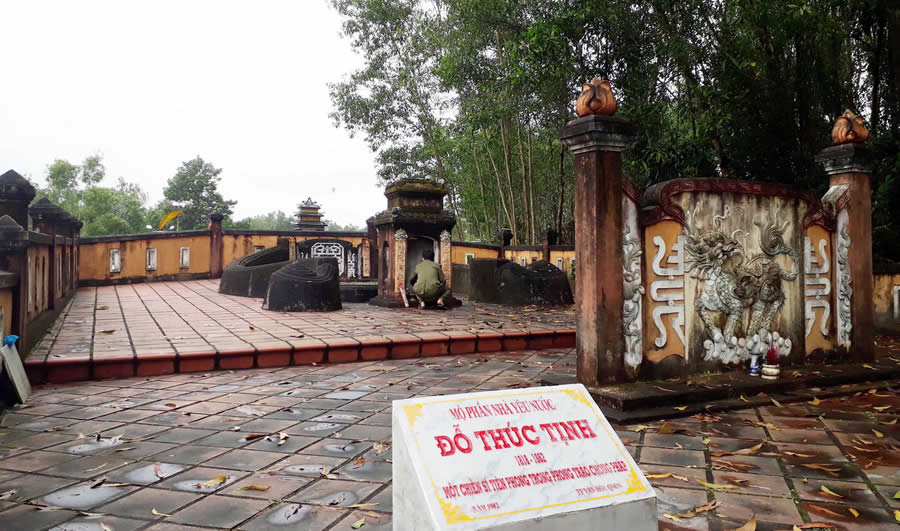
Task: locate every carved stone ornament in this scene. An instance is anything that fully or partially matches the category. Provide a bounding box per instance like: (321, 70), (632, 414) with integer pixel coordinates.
(394, 228), (408, 241)
(683, 204), (798, 363)
(804, 237), (831, 339)
(440, 230), (451, 242)
(836, 213), (852, 348)
(831, 109), (869, 145)
(575, 78), (617, 117)
(622, 233), (644, 371)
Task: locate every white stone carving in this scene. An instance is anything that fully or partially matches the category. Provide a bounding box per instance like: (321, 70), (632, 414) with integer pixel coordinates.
(311, 242), (345, 276)
(439, 230), (451, 242)
(803, 236), (831, 338)
(649, 235), (685, 349)
(395, 228), (408, 241)
(835, 210), (852, 348)
(622, 198), (643, 372)
(347, 249), (357, 278)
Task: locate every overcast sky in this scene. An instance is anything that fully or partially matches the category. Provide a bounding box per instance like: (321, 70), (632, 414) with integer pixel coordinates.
(0, 1), (382, 227)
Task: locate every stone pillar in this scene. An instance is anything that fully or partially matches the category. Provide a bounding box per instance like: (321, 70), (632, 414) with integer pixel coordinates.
(542, 228), (558, 263)
(440, 230), (452, 288)
(208, 213), (225, 278)
(0, 215), (30, 352)
(560, 109), (636, 386)
(816, 141), (874, 362)
(0, 170), (35, 229)
(361, 238), (371, 277)
(394, 229), (408, 296)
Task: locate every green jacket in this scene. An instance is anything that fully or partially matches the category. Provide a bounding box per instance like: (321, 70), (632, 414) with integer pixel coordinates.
(412, 260), (446, 299)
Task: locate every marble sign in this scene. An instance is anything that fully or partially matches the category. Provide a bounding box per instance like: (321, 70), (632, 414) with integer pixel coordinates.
(392, 384), (656, 530)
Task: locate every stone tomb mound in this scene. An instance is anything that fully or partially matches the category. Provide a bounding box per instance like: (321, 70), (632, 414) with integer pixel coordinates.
(264, 257), (342, 312)
(219, 246), (290, 298)
(469, 258), (574, 306)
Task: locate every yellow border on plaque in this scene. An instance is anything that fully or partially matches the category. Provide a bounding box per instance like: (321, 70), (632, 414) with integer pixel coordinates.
(403, 388), (648, 525)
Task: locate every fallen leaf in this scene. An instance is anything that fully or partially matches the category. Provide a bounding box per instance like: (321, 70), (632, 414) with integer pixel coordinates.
(0, 490), (16, 500)
(232, 426), (241, 431)
(740, 395), (750, 403)
(710, 442), (764, 457)
(807, 503), (847, 519)
(820, 485), (843, 498)
(100, 523), (112, 531)
(711, 459), (755, 472)
(657, 423), (673, 434)
(646, 473), (673, 479)
(863, 364), (876, 370)
(674, 443), (684, 449)
(729, 514), (756, 531)
(114, 447), (135, 452)
(195, 476), (227, 488)
(633, 425), (650, 433)
(782, 451), (816, 458)
(347, 503), (378, 509)
(793, 524), (839, 529)
(240, 485), (271, 491)
(873, 429), (885, 438)
(696, 479), (738, 490)
(882, 418), (898, 425)
(243, 433), (266, 441)
(677, 500), (717, 518)
(654, 386), (676, 393)
(662, 513), (683, 523)
(848, 507), (859, 518)
(808, 397), (821, 406)
(674, 406), (688, 411)
(99, 330), (115, 335)
(874, 406), (891, 411)
(351, 517), (366, 529)
(152, 508), (171, 517)
(800, 464), (841, 477)
(771, 398), (783, 407)
(702, 437), (711, 445)
(85, 463), (108, 472)
(895, 509), (900, 522)
(163, 403), (177, 408)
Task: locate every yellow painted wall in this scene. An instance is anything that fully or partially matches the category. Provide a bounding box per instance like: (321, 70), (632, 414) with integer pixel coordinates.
(222, 234), (368, 266)
(79, 236), (212, 281)
(26, 245), (50, 319)
(0, 288), (12, 336)
(874, 273), (900, 328)
(452, 245), (500, 264)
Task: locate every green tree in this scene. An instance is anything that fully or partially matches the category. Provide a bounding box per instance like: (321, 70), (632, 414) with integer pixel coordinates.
(35, 155), (150, 236)
(163, 157), (237, 230)
(325, 220), (365, 232)
(330, 0), (900, 257)
(230, 210), (295, 230)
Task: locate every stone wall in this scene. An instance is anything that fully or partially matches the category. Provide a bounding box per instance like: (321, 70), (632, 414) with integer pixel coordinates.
(873, 266), (900, 333)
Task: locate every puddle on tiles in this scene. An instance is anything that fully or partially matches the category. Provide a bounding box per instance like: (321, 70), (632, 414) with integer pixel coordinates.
(208, 385), (240, 392)
(125, 463), (185, 483)
(310, 414), (360, 423)
(67, 438), (125, 455)
(43, 484), (127, 510)
(310, 491), (360, 507)
(302, 423), (341, 432)
(265, 503), (318, 525)
(278, 464), (333, 477)
(322, 442), (365, 456)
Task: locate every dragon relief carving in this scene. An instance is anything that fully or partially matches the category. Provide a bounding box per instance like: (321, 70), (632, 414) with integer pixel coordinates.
(682, 204), (799, 362)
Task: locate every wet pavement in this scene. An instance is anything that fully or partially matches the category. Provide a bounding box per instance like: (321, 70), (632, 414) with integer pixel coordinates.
(2, 346), (900, 529)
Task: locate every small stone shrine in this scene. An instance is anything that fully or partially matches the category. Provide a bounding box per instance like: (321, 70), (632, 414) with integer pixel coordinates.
(392, 383), (656, 530)
(369, 179), (459, 307)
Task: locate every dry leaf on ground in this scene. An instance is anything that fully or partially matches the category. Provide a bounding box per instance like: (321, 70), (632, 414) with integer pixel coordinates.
(152, 508), (171, 517)
(728, 514), (756, 531)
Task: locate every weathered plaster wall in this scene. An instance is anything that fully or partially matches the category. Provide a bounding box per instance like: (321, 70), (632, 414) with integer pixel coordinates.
(874, 273), (900, 331)
(79, 235), (212, 282)
(0, 288), (13, 336)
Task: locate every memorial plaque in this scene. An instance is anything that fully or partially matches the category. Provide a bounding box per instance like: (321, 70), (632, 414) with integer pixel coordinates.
(392, 384), (656, 530)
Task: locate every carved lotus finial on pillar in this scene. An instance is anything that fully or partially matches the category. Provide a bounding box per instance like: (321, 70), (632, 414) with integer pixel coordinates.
(831, 110), (869, 144)
(576, 78), (617, 117)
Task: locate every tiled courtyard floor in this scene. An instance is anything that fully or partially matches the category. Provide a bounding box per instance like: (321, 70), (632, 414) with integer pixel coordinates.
(25, 280), (576, 383)
(3, 347), (900, 529)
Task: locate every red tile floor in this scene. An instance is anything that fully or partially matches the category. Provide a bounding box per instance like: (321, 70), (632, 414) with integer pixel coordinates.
(24, 280), (576, 383)
(2, 349), (900, 529)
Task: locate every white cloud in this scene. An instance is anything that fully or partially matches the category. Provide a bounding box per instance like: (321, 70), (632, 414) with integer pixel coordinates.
(0, 0), (382, 226)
